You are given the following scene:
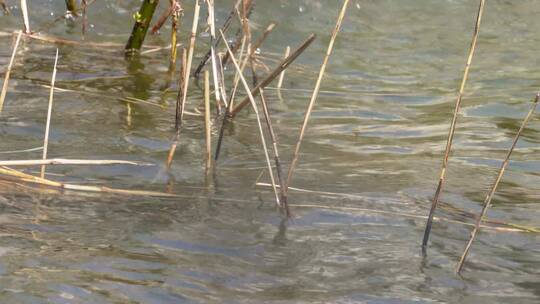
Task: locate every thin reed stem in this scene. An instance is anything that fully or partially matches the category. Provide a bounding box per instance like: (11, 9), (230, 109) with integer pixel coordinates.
(0, 31), (22, 113)
(229, 33), (316, 118)
(220, 30), (281, 208)
(177, 0), (200, 126)
(40, 49), (59, 179)
(455, 92), (540, 273)
(422, 0), (486, 255)
(259, 89), (290, 215)
(193, 0), (242, 80)
(214, 36), (250, 160)
(285, 0), (350, 192)
(204, 70), (212, 167)
(206, 0), (227, 113)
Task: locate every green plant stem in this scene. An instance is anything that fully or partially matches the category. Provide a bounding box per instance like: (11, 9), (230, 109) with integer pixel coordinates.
(125, 0), (160, 55)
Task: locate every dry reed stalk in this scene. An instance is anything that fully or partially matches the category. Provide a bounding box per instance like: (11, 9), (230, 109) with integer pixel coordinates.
(151, 3), (175, 34)
(229, 33), (316, 118)
(0, 166), (178, 197)
(0, 159), (146, 166)
(455, 92), (540, 273)
(0, 31), (22, 113)
(206, 0), (227, 113)
(40, 49), (59, 179)
(259, 89), (290, 215)
(285, 0), (350, 192)
(20, 0), (30, 33)
(177, 0), (200, 126)
(277, 46), (290, 89)
(220, 30), (281, 207)
(422, 0), (486, 255)
(204, 70), (212, 167)
(193, 0), (243, 80)
(175, 48), (187, 130)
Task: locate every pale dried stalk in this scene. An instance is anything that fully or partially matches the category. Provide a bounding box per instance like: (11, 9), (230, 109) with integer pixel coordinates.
(220, 30), (281, 208)
(277, 46), (290, 89)
(0, 31), (22, 112)
(178, 0), (200, 126)
(0, 166), (177, 197)
(206, 0), (227, 112)
(40, 49), (59, 178)
(422, 0), (486, 255)
(285, 0), (350, 191)
(20, 0), (30, 33)
(204, 70), (212, 167)
(0, 159), (145, 166)
(455, 92), (540, 273)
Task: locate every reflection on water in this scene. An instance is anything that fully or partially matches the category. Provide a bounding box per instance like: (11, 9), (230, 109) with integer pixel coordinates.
(0, 0), (540, 302)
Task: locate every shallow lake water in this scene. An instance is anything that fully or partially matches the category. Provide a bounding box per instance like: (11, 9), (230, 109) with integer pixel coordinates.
(0, 0), (539, 303)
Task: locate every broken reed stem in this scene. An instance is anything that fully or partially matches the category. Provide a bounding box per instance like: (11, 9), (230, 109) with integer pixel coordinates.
(220, 30), (281, 208)
(229, 33), (316, 118)
(40, 49), (59, 179)
(125, 0), (160, 55)
(204, 70), (212, 167)
(259, 89), (290, 215)
(0, 159), (145, 166)
(455, 92), (540, 273)
(277, 46), (290, 89)
(193, 0), (242, 80)
(422, 0), (486, 255)
(285, 0), (350, 192)
(65, 0), (78, 17)
(178, 0), (200, 126)
(0, 31), (22, 113)
(20, 0), (30, 33)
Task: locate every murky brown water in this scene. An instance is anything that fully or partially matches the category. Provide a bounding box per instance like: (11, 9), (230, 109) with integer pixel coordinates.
(0, 0), (539, 303)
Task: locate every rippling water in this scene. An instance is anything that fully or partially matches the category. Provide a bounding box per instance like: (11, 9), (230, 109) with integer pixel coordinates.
(0, 0), (539, 303)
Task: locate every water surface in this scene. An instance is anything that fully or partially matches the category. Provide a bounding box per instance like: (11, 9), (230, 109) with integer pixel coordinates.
(0, 0), (539, 303)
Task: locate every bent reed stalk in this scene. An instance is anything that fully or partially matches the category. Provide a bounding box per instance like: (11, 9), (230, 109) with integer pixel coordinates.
(285, 0), (350, 193)
(422, 0), (486, 255)
(455, 92), (540, 273)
